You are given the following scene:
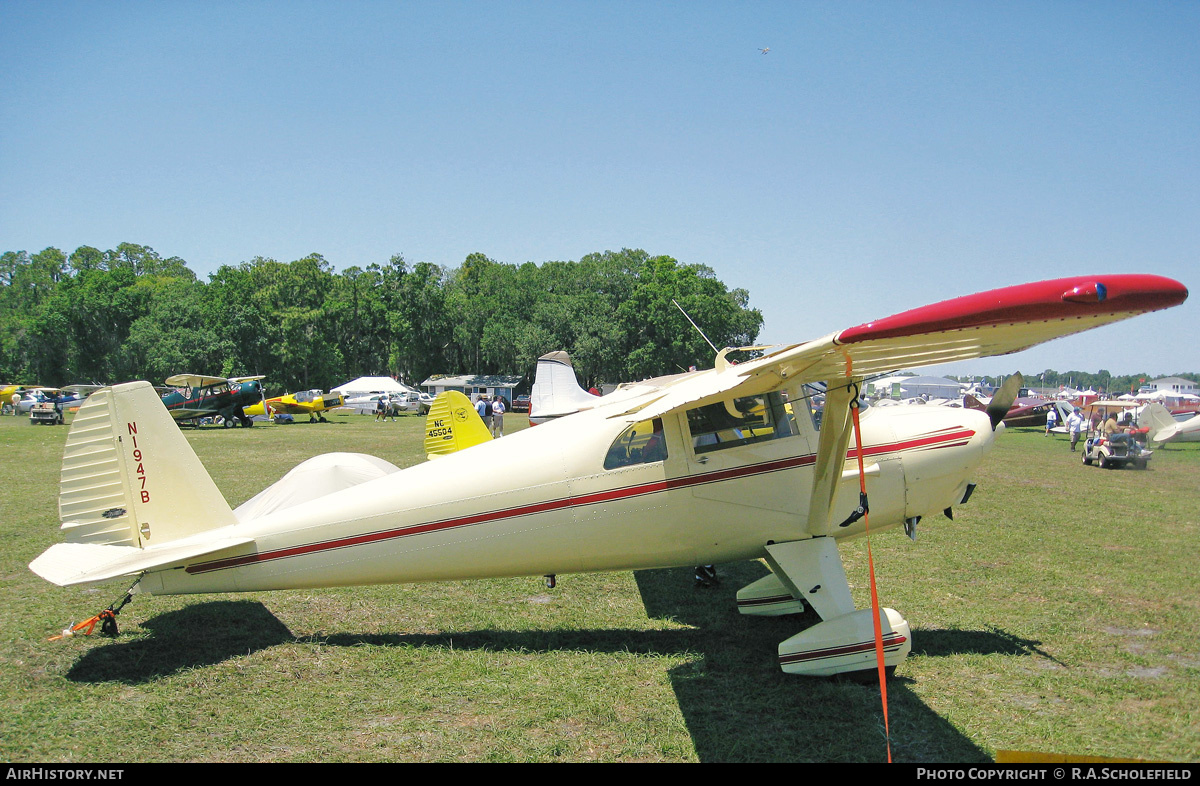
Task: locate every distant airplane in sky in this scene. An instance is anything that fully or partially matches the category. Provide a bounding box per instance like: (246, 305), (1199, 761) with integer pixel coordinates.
(759, 47), (770, 54)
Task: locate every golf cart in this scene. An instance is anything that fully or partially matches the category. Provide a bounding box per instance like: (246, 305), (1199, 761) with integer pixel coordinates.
(1081, 400), (1152, 469)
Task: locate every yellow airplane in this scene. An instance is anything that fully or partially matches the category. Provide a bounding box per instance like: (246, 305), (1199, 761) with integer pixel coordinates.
(29, 274), (1188, 677)
(424, 391), (494, 458)
(2, 385), (26, 415)
(243, 389), (345, 422)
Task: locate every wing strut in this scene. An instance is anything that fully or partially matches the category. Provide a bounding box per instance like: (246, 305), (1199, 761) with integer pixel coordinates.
(804, 380), (860, 537)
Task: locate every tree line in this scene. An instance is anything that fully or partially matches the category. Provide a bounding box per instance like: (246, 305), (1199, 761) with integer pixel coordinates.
(0, 244), (764, 394)
(956, 369), (1200, 398)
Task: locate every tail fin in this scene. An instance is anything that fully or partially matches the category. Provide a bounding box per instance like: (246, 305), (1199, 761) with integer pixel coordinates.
(529, 350), (600, 424)
(31, 381), (248, 587)
(1140, 402), (1179, 443)
(424, 391), (492, 459)
(58, 381), (237, 546)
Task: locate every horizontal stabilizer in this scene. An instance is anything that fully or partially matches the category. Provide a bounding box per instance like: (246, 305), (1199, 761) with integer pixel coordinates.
(29, 533), (254, 587)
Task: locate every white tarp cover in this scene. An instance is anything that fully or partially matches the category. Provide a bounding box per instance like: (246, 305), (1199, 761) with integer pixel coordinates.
(332, 376), (411, 395)
(234, 452), (400, 522)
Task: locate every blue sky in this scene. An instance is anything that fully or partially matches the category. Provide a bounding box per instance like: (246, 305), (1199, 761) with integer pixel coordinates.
(2, 2), (1197, 379)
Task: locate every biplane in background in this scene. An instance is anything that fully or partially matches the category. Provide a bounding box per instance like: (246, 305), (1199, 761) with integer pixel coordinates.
(964, 390), (1073, 429)
(243, 389), (345, 423)
(30, 275), (1188, 677)
(160, 374), (265, 428)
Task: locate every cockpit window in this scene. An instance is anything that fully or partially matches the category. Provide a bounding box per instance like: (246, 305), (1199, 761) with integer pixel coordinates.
(604, 418), (668, 469)
(687, 392), (796, 454)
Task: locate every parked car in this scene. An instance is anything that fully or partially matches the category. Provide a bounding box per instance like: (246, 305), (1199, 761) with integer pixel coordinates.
(513, 395), (531, 413)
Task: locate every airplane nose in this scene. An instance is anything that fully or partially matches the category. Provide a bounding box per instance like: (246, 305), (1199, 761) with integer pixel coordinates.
(897, 406), (995, 524)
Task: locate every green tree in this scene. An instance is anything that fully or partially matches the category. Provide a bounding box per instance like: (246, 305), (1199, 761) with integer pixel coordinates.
(390, 260), (454, 385)
(617, 254), (763, 380)
(122, 277), (233, 383)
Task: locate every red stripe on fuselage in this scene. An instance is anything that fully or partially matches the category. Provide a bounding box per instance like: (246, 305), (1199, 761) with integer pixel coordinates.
(186, 427), (976, 576)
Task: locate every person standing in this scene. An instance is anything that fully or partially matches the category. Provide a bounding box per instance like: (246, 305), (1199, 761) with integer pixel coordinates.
(1067, 407), (1084, 451)
(475, 394), (492, 433)
(1045, 405), (1058, 436)
(491, 394), (506, 437)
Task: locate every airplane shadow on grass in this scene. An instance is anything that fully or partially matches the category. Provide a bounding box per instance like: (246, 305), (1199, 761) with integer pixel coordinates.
(66, 601), (294, 684)
(633, 561), (1055, 763)
(67, 563), (1053, 762)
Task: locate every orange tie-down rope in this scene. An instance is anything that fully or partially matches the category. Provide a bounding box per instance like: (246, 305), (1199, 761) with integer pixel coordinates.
(48, 588), (133, 641)
(845, 365), (893, 763)
(48, 610), (117, 641)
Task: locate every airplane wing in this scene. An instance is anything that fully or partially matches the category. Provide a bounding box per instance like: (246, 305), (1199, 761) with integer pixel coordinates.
(610, 275), (1188, 423)
(267, 402), (308, 415)
(62, 384), (103, 395)
(165, 374), (228, 388)
(167, 406), (212, 420)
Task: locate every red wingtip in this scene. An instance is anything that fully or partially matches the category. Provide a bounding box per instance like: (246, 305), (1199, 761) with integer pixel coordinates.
(838, 274), (1188, 344)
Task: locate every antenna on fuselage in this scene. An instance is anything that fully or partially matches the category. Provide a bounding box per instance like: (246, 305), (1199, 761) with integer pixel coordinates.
(672, 299), (720, 356)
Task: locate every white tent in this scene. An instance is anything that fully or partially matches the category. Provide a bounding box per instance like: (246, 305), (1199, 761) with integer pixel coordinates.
(332, 376), (411, 396)
(899, 376), (961, 400)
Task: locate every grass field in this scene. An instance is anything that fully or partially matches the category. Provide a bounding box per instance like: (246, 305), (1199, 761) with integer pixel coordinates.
(1, 409), (1197, 762)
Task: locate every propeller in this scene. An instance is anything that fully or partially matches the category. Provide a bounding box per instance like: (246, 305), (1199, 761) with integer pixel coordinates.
(986, 373), (1024, 431)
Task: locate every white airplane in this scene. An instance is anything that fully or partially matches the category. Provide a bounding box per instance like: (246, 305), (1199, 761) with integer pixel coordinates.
(30, 274), (1188, 676)
(1139, 402), (1200, 444)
